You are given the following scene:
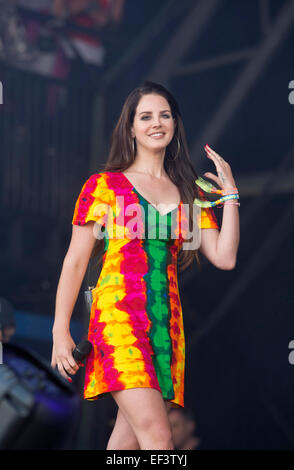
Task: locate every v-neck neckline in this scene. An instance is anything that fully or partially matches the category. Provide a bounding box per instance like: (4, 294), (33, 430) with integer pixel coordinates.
(119, 172), (182, 217)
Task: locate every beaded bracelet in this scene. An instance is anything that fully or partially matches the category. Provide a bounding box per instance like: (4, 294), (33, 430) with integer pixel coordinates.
(193, 176), (240, 208)
(217, 200), (240, 208)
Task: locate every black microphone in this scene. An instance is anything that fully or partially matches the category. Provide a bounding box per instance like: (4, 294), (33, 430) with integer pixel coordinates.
(72, 340), (92, 363)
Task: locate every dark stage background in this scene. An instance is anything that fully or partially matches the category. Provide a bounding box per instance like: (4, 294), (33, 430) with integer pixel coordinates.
(0, 0), (294, 450)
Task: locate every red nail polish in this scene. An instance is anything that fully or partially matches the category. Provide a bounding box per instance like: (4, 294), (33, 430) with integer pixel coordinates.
(68, 377), (72, 383)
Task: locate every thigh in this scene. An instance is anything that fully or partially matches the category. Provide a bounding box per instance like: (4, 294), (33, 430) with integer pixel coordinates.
(164, 400), (173, 412)
(115, 399), (172, 430)
(110, 406), (139, 447)
(109, 398), (172, 449)
(111, 387), (172, 434)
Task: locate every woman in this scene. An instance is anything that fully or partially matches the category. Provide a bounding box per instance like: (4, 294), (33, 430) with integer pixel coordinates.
(51, 80), (240, 450)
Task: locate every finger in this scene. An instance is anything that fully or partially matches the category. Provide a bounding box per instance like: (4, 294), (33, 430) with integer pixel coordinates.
(205, 145), (227, 165)
(204, 172), (221, 185)
(205, 145), (222, 160)
(57, 361), (70, 380)
(67, 355), (80, 370)
(61, 360), (75, 376)
(69, 359), (81, 371)
(204, 174), (223, 189)
(64, 357), (79, 375)
(205, 144), (221, 158)
(205, 147), (223, 166)
(51, 352), (57, 368)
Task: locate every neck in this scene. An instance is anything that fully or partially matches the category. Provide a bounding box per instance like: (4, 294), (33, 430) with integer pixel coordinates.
(130, 146), (167, 178)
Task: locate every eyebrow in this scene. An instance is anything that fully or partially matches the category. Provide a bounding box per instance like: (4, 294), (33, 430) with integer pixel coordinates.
(139, 109), (171, 115)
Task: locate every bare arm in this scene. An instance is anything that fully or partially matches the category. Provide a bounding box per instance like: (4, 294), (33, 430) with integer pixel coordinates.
(199, 202), (240, 270)
(199, 144), (240, 270)
(51, 221), (98, 379)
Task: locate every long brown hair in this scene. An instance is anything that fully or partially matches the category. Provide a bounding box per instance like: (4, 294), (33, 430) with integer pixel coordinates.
(91, 80), (202, 272)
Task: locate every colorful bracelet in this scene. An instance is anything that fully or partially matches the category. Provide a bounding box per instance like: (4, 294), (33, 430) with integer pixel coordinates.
(224, 200), (240, 205)
(220, 188), (239, 195)
(193, 176), (240, 208)
(217, 200), (240, 208)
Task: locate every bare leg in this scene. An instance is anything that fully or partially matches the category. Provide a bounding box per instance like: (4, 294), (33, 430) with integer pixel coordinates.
(107, 406), (140, 450)
(109, 388), (174, 450)
(107, 399), (173, 450)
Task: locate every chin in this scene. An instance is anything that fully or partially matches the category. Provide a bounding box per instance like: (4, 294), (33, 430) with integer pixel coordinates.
(144, 143), (167, 151)
(150, 145), (167, 152)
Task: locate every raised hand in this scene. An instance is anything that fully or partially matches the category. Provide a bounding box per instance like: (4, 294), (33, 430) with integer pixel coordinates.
(203, 144), (236, 190)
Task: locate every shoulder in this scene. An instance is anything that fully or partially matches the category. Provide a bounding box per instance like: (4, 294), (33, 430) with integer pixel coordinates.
(86, 171), (118, 185)
(82, 172), (109, 190)
(72, 172), (111, 226)
(81, 171), (124, 197)
(76, 172), (111, 202)
(86, 172), (107, 184)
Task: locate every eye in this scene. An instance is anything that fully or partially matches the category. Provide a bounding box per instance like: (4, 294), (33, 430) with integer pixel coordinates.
(141, 114), (171, 120)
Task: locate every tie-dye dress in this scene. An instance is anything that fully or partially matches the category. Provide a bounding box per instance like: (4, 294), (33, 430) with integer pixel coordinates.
(72, 171), (219, 408)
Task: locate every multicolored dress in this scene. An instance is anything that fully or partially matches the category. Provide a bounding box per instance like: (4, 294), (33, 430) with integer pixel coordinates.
(72, 171), (219, 408)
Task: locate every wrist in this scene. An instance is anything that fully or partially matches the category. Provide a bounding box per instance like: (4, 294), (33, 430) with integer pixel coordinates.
(52, 323), (70, 336)
(223, 185), (237, 192)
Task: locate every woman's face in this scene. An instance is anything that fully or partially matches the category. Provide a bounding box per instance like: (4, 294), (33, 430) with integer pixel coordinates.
(131, 93), (175, 152)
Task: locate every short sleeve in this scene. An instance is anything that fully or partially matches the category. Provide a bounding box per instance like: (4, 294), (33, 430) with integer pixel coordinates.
(72, 173), (110, 227)
(198, 187), (219, 229)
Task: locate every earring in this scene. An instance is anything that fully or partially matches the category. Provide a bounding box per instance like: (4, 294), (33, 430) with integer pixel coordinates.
(176, 137), (180, 157)
(132, 137), (135, 154)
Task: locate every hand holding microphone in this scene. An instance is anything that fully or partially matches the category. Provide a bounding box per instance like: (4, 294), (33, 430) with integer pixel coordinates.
(65, 340), (92, 382)
(51, 333), (92, 382)
(72, 339), (92, 363)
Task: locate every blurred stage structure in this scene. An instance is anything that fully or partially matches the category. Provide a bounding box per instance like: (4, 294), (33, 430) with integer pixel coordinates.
(0, 342), (81, 450)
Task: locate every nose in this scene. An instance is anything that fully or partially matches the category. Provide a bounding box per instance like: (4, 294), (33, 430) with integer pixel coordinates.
(152, 116), (162, 127)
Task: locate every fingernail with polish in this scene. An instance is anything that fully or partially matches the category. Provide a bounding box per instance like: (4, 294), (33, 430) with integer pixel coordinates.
(68, 378), (72, 383)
